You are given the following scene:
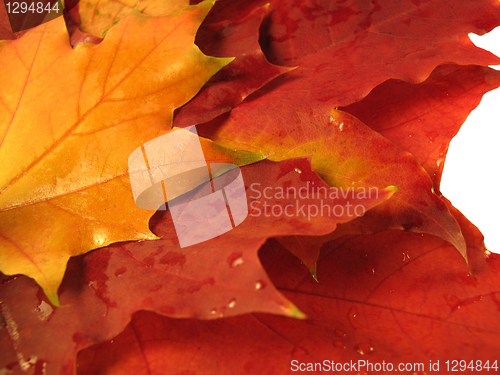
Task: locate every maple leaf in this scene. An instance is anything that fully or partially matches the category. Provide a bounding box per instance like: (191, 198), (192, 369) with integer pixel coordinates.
(76, 228), (500, 374)
(262, 0), (500, 73)
(0, 0), (234, 305)
(0, 158), (394, 374)
(0, 1), (14, 40)
(201, 108), (467, 273)
(341, 64), (500, 192)
(79, 0), (294, 125)
(1, 0), (500, 373)
(276, 65), (500, 273)
(196, 0), (500, 269)
(78, 0), (189, 38)
(174, 3), (294, 127)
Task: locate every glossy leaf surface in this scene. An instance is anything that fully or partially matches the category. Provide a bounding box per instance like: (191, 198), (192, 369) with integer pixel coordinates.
(77, 230), (500, 374)
(174, 4), (293, 127)
(195, 0), (500, 269)
(342, 64), (500, 191)
(0, 1), (230, 304)
(276, 65), (500, 272)
(0, 158), (394, 374)
(79, 0), (189, 37)
(1, 0), (499, 373)
(201, 108), (467, 272)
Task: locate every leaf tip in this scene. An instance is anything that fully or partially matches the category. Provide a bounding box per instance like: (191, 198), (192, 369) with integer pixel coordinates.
(253, 151), (270, 163)
(46, 290), (61, 307)
(385, 185), (398, 194)
(311, 269), (319, 283)
(221, 56), (236, 66)
(287, 304), (307, 319)
(145, 232), (161, 241)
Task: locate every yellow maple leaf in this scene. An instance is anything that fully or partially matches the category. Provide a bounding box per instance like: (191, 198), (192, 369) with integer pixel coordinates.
(0, 0), (234, 305)
(80, 0), (190, 38)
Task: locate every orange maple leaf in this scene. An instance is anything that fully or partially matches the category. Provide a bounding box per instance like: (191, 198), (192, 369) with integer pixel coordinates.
(79, 0), (189, 38)
(0, 0), (233, 305)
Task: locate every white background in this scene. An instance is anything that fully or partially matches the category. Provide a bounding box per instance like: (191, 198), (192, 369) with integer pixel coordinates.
(440, 27), (500, 254)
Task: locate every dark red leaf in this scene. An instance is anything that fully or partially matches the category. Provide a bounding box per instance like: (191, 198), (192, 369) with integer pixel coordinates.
(174, 4), (293, 127)
(0, 0), (14, 39)
(76, 229), (500, 374)
(273, 64), (500, 273)
(0, 158), (393, 374)
(341, 64), (500, 191)
(3, 0), (60, 33)
(262, 0), (500, 68)
(194, 0), (500, 270)
(200, 108), (468, 274)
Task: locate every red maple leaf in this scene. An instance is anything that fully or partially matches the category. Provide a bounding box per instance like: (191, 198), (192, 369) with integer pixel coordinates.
(1, 0), (500, 373)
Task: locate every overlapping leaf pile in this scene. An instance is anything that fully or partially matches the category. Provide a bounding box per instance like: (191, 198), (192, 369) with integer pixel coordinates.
(1, 0), (500, 373)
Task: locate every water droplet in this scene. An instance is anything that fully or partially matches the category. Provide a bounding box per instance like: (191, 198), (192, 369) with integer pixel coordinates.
(255, 280), (266, 290)
(149, 284), (162, 292)
(210, 309), (217, 315)
(294, 168), (302, 174)
(311, 303), (324, 314)
(426, 130), (438, 143)
(333, 340), (345, 348)
(347, 306), (362, 329)
(227, 252), (244, 268)
(451, 295), (483, 312)
(334, 328), (346, 338)
(291, 347), (309, 358)
(114, 267), (127, 277)
(35, 300), (53, 322)
(158, 305), (175, 315)
(18, 356), (39, 372)
(228, 299), (236, 308)
(436, 155), (444, 168)
(339, 122), (344, 131)
(1, 275), (19, 284)
(159, 252), (186, 267)
(72, 332), (87, 345)
(408, 133), (413, 138)
(365, 267), (376, 275)
(328, 115), (334, 123)
(233, 258), (243, 267)
(355, 342), (374, 355)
